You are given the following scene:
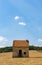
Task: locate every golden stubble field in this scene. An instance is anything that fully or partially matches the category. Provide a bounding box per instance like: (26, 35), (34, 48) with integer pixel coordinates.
(0, 50), (42, 65)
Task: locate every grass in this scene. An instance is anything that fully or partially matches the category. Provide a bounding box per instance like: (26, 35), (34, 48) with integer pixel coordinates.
(0, 50), (42, 65)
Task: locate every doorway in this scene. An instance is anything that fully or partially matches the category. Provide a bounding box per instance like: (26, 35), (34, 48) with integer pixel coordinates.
(18, 50), (22, 57)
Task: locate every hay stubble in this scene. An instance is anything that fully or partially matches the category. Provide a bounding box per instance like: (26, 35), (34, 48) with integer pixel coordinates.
(0, 50), (42, 65)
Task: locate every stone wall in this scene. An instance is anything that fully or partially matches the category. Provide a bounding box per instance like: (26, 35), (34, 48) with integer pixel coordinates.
(12, 47), (29, 58)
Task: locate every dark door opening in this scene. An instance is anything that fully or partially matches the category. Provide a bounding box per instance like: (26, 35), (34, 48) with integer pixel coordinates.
(18, 50), (22, 57)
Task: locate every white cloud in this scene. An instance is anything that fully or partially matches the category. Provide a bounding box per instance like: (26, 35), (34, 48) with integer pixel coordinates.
(38, 39), (42, 42)
(0, 36), (8, 42)
(0, 36), (12, 48)
(19, 22), (26, 26)
(0, 46), (5, 48)
(14, 16), (20, 20)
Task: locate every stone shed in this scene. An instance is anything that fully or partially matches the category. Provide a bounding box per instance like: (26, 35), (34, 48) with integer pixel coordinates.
(12, 40), (29, 58)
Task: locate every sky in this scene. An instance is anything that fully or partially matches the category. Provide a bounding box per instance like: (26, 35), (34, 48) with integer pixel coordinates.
(0, 0), (42, 47)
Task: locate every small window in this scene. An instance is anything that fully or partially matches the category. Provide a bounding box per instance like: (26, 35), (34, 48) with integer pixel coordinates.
(24, 52), (26, 55)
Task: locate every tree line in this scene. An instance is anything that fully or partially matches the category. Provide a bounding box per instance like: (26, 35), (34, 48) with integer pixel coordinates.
(0, 46), (42, 53)
(0, 46), (12, 53)
(29, 45), (42, 50)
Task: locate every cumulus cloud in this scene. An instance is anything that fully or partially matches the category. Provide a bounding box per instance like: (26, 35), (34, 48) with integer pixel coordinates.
(14, 16), (20, 20)
(0, 36), (8, 42)
(38, 39), (42, 42)
(19, 22), (26, 26)
(13, 16), (27, 26)
(0, 36), (12, 48)
(0, 46), (5, 48)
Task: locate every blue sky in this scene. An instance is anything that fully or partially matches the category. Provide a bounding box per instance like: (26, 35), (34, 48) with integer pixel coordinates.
(0, 0), (42, 47)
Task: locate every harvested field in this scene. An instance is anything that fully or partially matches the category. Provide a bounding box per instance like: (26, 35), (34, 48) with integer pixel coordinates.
(0, 50), (42, 65)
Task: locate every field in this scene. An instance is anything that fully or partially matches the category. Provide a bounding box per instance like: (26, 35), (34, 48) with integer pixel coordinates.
(0, 50), (42, 65)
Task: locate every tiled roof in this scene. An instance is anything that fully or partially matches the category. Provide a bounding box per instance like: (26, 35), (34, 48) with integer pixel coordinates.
(13, 40), (29, 47)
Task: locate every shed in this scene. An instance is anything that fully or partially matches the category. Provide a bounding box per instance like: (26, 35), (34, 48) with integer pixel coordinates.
(12, 40), (29, 58)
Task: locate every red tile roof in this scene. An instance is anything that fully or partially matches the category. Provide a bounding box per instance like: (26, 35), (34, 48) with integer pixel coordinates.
(13, 40), (29, 47)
